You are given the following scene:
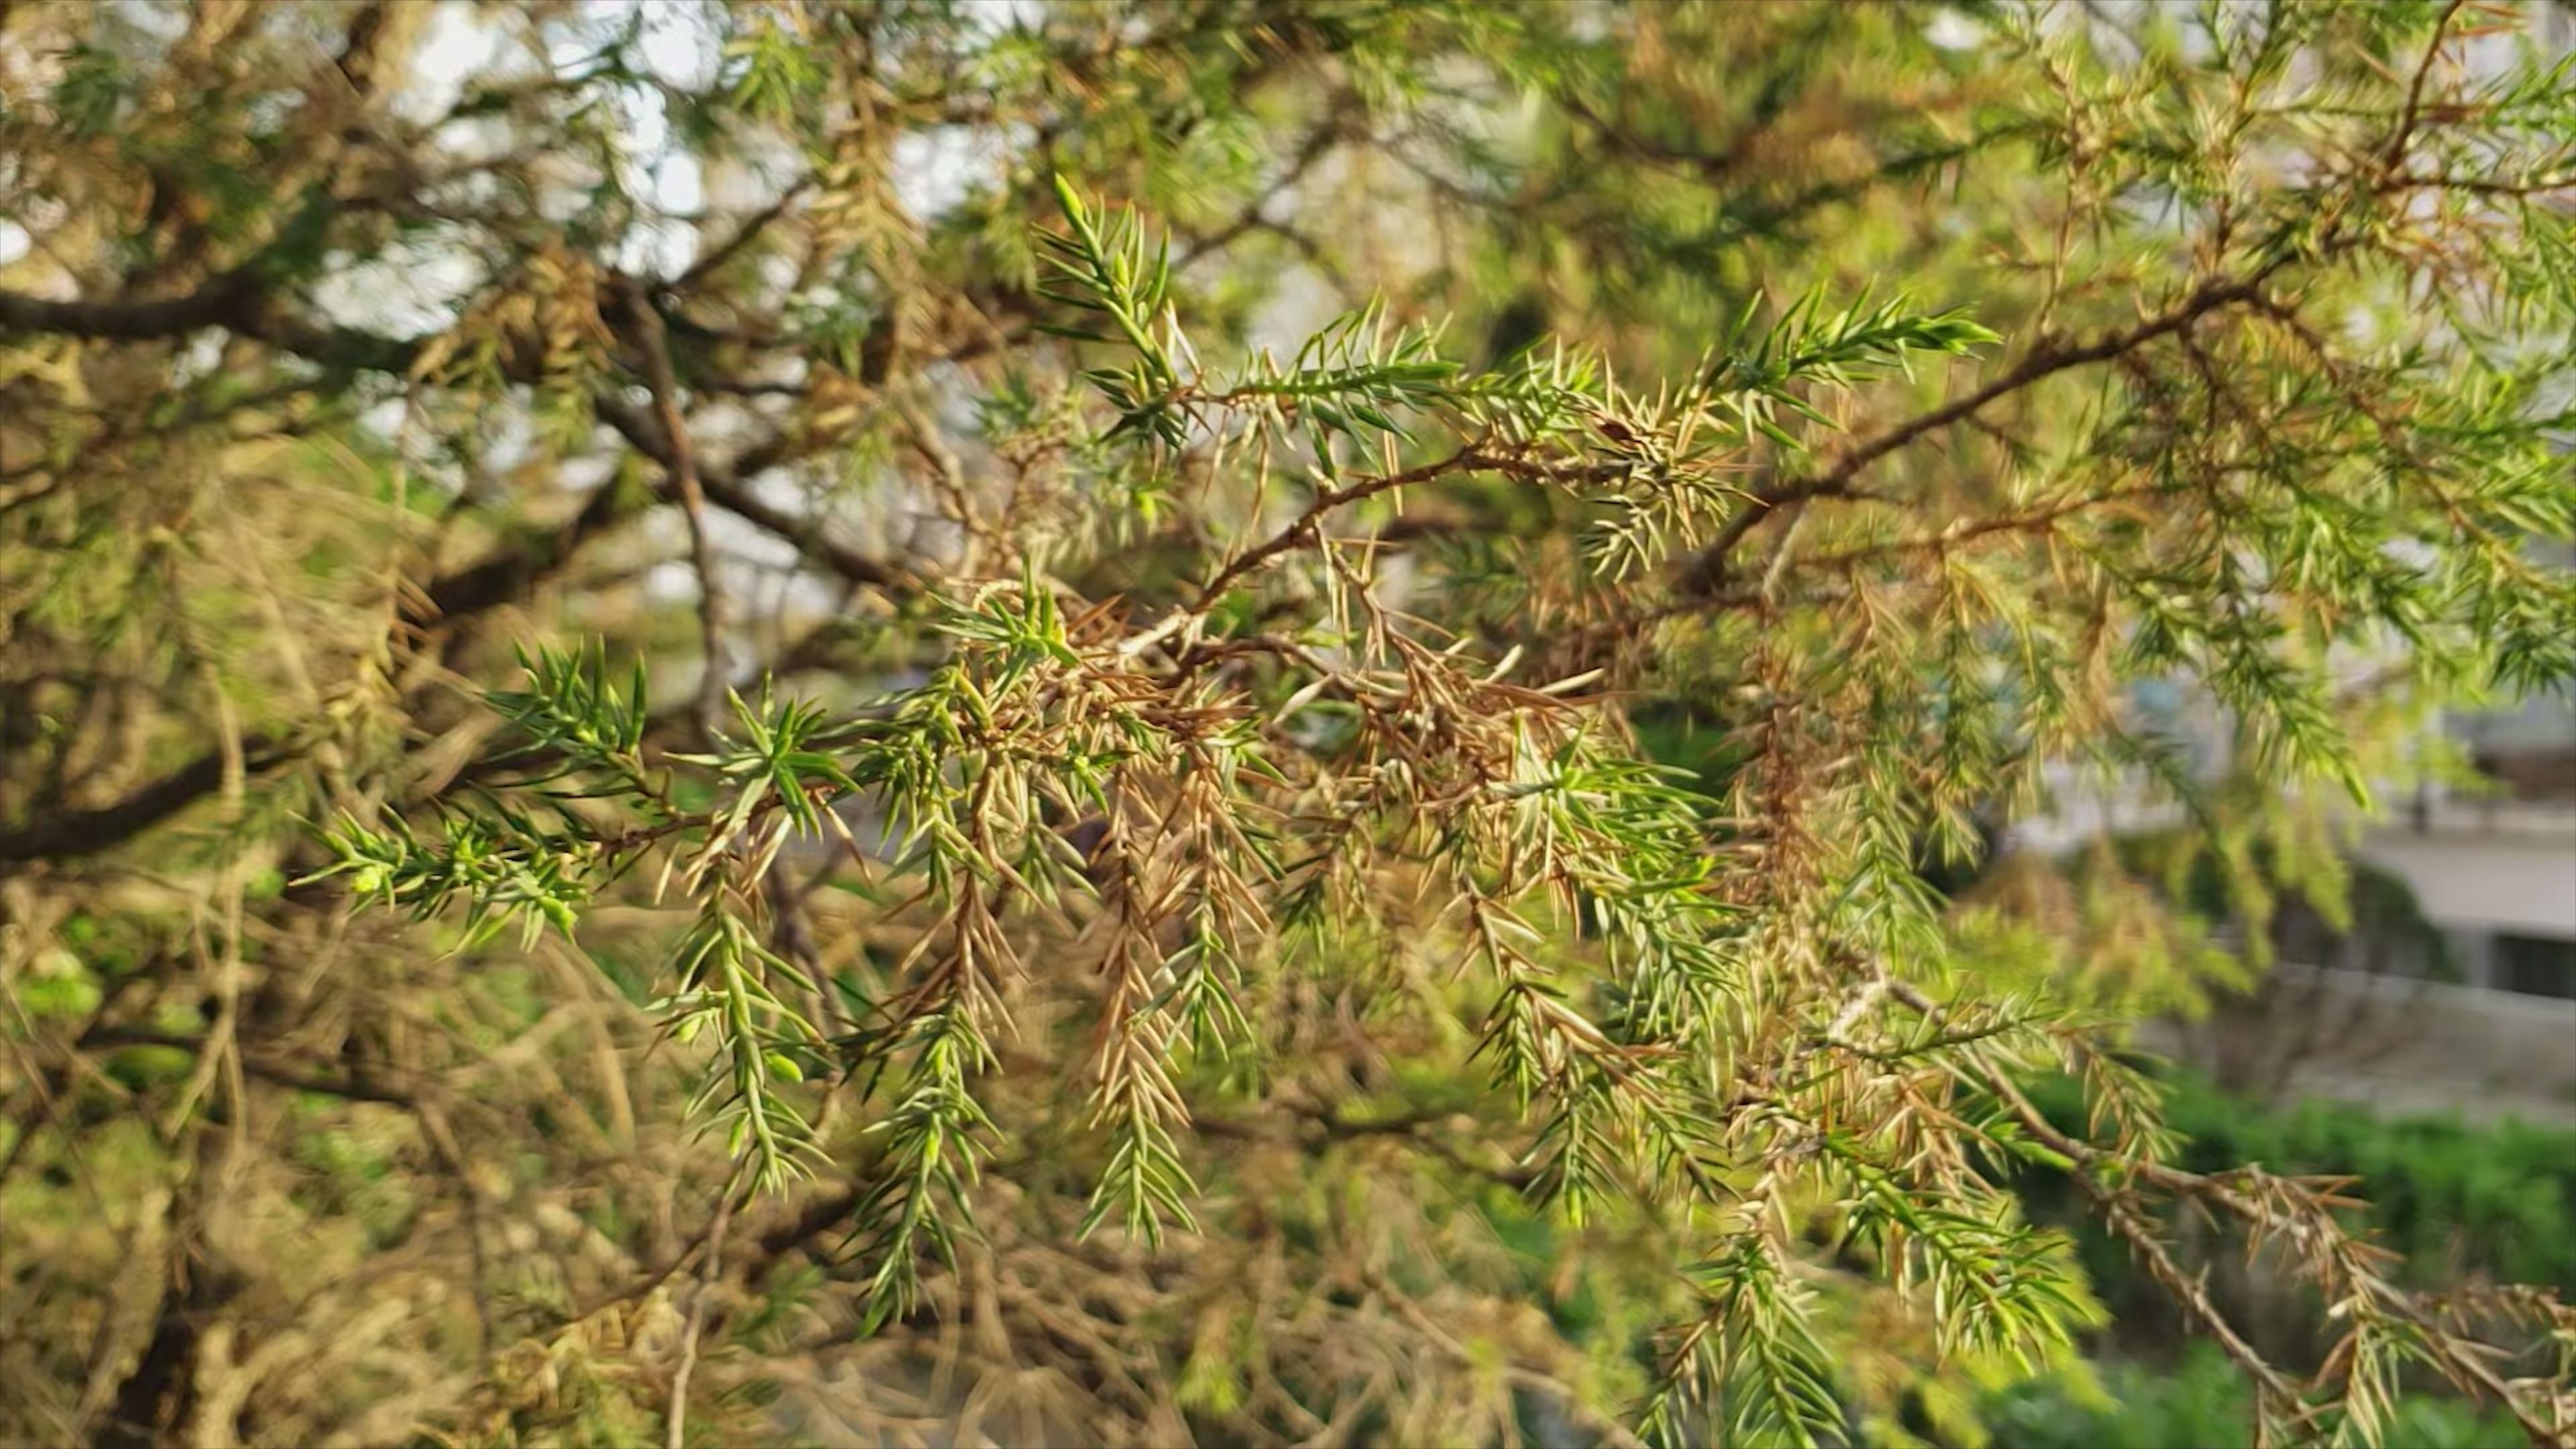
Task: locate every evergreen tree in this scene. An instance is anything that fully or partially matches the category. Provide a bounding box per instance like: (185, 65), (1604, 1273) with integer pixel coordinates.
(3, 2), (2573, 1444)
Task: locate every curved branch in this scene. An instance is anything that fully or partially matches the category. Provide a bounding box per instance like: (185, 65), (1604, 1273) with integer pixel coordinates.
(1121, 445), (1626, 658)
(0, 740), (296, 865)
(1675, 274), (2271, 597)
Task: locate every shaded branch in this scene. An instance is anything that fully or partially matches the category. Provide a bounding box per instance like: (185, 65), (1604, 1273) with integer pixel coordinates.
(614, 278), (735, 743)
(0, 739), (299, 865)
(0, 484), (640, 865)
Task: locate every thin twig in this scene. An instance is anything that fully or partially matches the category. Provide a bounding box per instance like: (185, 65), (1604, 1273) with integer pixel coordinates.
(2381, 1), (2468, 177)
(1177, 98), (1359, 270)
(1118, 445), (1624, 659)
(674, 177), (814, 291)
(1366, 1273), (1652, 1449)
(666, 1171), (744, 1449)
(619, 278), (734, 745)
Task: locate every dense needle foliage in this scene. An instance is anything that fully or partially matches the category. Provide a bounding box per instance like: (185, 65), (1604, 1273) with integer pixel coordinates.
(3, 2), (2575, 1446)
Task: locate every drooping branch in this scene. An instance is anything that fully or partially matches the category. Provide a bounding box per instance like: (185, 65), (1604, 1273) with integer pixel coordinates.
(1883, 977), (2574, 1448)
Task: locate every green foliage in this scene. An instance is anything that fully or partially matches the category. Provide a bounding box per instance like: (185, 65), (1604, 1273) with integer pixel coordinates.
(6, 3), (2576, 1446)
(313, 804), (595, 951)
(1986, 1342), (2523, 1449)
(2102, 1075), (2576, 1293)
(1041, 175), (1191, 447)
(1707, 286), (2002, 447)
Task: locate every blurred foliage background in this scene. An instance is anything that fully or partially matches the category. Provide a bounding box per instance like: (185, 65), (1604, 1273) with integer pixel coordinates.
(3, 2), (2575, 1446)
